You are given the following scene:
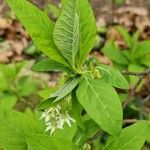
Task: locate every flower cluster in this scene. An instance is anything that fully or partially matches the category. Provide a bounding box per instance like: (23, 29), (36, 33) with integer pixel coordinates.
(40, 104), (75, 135)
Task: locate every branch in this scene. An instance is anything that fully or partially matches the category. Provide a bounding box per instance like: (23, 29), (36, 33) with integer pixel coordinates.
(123, 77), (143, 108)
(123, 119), (138, 124)
(122, 69), (150, 108)
(122, 69), (150, 77)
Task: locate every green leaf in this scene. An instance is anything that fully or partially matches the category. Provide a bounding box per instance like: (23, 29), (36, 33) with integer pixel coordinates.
(0, 70), (8, 92)
(71, 90), (84, 130)
(51, 77), (80, 102)
(0, 63), (18, 81)
(73, 119), (101, 146)
(139, 54), (150, 67)
(45, 4), (60, 19)
(52, 123), (77, 141)
(146, 122), (150, 141)
(114, 0), (125, 5)
(7, 0), (67, 65)
(103, 121), (150, 150)
(135, 40), (150, 58)
(132, 31), (140, 46)
(128, 63), (145, 85)
(122, 50), (132, 62)
(119, 93), (128, 103)
(17, 76), (38, 96)
(53, 0), (80, 67)
(26, 134), (79, 150)
(76, 75), (123, 135)
(25, 42), (40, 55)
(103, 136), (119, 150)
(116, 26), (132, 48)
(97, 64), (129, 89)
(102, 41), (129, 65)
(0, 95), (17, 109)
(76, 0), (96, 65)
(32, 58), (73, 74)
(38, 98), (58, 110)
(38, 88), (57, 99)
(0, 110), (42, 150)
(0, 62), (25, 85)
(113, 62), (127, 71)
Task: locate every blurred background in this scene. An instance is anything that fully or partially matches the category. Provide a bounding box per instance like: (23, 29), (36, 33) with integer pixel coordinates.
(0, 0), (149, 63)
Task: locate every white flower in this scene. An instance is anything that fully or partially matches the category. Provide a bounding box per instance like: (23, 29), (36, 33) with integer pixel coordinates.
(45, 122), (56, 135)
(40, 104), (76, 135)
(61, 111), (76, 127)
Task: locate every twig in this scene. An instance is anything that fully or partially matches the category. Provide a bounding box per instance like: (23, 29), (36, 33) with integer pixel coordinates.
(123, 119), (138, 124)
(123, 77), (143, 108)
(122, 69), (150, 77)
(122, 69), (150, 108)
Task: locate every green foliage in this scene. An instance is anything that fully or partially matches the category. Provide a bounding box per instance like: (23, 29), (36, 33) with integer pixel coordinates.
(0, 62), (39, 110)
(116, 26), (132, 48)
(52, 123), (77, 141)
(135, 40), (150, 59)
(5, 0), (150, 149)
(77, 75), (122, 135)
(53, 0), (80, 67)
(0, 110), (78, 150)
(24, 42), (41, 56)
(0, 110), (44, 150)
(128, 63), (144, 85)
(51, 77), (80, 102)
(27, 134), (79, 150)
(102, 41), (129, 65)
(7, 0), (67, 65)
(0, 95), (17, 109)
(76, 0), (96, 65)
(114, 0), (125, 5)
(103, 121), (150, 150)
(45, 3), (60, 19)
(38, 98), (58, 110)
(73, 119), (101, 146)
(97, 64), (129, 89)
(32, 58), (73, 74)
(102, 26), (150, 84)
(71, 90), (84, 130)
(17, 76), (38, 97)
